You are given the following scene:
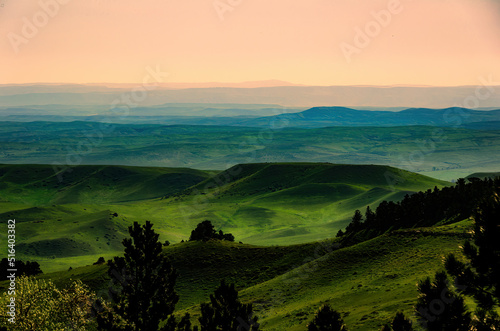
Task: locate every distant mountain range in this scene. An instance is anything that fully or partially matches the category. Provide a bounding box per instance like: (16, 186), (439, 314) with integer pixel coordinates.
(241, 106), (500, 128)
(1, 83), (499, 108)
(2, 105), (499, 129)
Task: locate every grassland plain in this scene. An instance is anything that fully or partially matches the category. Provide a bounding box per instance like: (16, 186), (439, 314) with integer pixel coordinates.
(0, 163), (449, 273)
(1, 122), (500, 180)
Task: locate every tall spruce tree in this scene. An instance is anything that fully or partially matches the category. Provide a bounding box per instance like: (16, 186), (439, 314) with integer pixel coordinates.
(97, 221), (179, 331)
(345, 210), (363, 234)
(445, 192), (500, 328)
(415, 271), (471, 330)
(199, 280), (259, 331)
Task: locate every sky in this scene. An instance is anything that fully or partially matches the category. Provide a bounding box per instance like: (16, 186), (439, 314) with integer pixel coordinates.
(1, 0), (499, 86)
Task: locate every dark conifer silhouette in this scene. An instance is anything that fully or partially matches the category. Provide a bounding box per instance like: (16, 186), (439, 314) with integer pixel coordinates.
(189, 220), (235, 242)
(199, 280), (259, 331)
(96, 221), (179, 331)
(415, 271), (471, 331)
(390, 312), (413, 331)
(307, 304), (348, 331)
(345, 209), (363, 234)
(162, 313), (196, 331)
(445, 192), (500, 329)
(0, 259), (42, 280)
(343, 177), (500, 239)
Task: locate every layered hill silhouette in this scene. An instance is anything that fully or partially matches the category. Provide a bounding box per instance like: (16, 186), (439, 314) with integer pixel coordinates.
(242, 106), (500, 128)
(2, 106), (500, 129)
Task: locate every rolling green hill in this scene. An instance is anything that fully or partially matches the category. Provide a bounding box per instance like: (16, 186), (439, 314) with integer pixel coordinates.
(239, 221), (472, 330)
(0, 163), (449, 273)
(0, 164), (212, 205)
(466, 171), (500, 179)
(166, 163), (449, 245)
(0, 162), (487, 330)
(5, 219), (471, 330)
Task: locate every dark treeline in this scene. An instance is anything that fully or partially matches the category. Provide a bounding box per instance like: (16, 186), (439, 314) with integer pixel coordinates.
(342, 177), (500, 238)
(0, 258), (42, 280)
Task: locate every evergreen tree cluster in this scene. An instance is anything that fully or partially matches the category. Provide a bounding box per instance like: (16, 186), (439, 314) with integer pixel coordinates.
(0, 258), (42, 280)
(342, 177), (499, 237)
(92, 221), (254, 331)
(96, 221), (179, 331)
(189, 220), (235, 242)
(415, 190), (500, 330)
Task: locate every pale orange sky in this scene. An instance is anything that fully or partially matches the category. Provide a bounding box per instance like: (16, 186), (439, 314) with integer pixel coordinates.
(1, 0), (499, 86)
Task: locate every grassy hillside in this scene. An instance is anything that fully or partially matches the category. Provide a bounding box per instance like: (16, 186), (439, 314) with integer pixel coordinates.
(0, 164), (213, 271)
(0, 163), (449, 272)
(4, 220), (471, 330)
(240, 220), (472, 330)
(32, 239), (341, 310)
(166, 163), (449, 245)
(0, 164), (212, 205)
(466, 171), (500, 179)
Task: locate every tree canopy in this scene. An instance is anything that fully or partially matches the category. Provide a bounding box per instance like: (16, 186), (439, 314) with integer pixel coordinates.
(189, 220), (235, 242)
(0, 259), (42, 280)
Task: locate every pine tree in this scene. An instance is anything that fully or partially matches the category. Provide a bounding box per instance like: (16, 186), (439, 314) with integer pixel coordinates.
(97, 221), (179, 331)
(391, 312), (413, 331)
(444, 192), (500, 329)
(345, 210), (363, 234)
(415, 271), (471, 330)
(365, 206), (376, 224)
(445, 194), (500, 310)
(199, 280), (259, 331)
(380, 312), (414, 331)
(307, 304), (348, 331)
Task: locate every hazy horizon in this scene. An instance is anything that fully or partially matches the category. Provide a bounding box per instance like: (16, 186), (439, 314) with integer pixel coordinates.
(2, 80), (500, 88)
(2, 0), (499, 86)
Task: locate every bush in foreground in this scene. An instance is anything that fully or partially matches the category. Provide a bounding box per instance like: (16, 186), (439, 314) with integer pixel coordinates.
(0, 276), (96, 330)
